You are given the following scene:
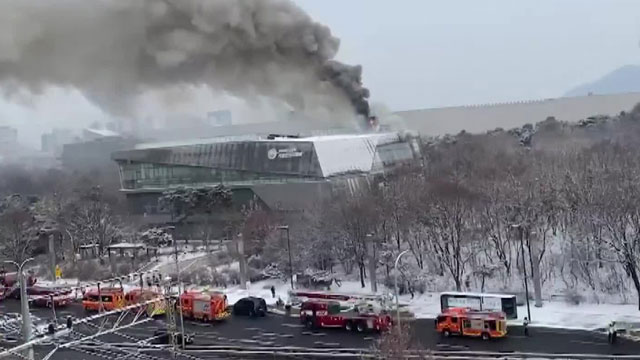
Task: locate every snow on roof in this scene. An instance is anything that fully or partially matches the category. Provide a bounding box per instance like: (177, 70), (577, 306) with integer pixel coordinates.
(134, 135), (261, 149)
(440, 291), (516, 299)
(85, 128), (121, 137)
(309, 133), (400, 177)
(107, 243), (146, 249)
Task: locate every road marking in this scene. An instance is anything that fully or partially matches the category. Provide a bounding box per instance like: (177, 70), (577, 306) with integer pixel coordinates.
(569, 340), (608, 346)
(281, 323), (304, 328)
(314, 341), (340, 347)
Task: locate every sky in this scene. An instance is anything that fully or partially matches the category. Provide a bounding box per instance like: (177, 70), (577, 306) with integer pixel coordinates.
(1, 0), (640, 147)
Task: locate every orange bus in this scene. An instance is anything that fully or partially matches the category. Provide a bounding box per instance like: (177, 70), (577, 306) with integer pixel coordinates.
(436, 307), (507, 340)
(82, 287), (126, 312)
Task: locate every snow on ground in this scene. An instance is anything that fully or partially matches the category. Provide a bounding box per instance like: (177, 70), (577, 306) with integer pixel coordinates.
(196, 278), (640, 331)
(49, 252), (640, 332)
(147, 249), (214, 274)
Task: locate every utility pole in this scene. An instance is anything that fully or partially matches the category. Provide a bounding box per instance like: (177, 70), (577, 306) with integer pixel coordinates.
(277, 226), (294, 290)
(5, 258), (35, 360)
(167, 226), (186, 351)
(164, 277), (177, 357)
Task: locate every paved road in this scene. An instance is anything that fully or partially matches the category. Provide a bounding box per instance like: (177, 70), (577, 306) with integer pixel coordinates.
(1, 300), (639, 359)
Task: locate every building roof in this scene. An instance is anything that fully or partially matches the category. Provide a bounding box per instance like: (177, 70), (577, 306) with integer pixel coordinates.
(113, 132), (411, 179)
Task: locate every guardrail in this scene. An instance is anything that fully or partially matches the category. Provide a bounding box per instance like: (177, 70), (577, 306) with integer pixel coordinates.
(181, 345), (640, 359)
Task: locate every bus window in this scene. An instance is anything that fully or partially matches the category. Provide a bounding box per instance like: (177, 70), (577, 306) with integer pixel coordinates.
(101, 295), (113, 302)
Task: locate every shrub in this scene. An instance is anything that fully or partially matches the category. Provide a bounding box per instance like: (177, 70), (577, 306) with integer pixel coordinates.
(564, 289), (584, 305)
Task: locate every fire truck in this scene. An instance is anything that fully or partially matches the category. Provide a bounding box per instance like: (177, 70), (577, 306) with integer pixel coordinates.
(82, 287), (126, 312)
(435, 307), (508, 340)
(179, 290), (230, 322)
(125, 288), (167, 317)
(300, 300), (392, 333)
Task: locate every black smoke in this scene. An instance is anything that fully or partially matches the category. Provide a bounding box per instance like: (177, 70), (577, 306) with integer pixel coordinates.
(0, 0), (370, 121)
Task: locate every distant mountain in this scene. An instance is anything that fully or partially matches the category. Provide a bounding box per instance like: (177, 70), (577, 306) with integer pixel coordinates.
(565, 64), (640, 97)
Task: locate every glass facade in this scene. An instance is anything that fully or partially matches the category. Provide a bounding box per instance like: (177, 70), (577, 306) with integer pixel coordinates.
(119, 162), (319, 190)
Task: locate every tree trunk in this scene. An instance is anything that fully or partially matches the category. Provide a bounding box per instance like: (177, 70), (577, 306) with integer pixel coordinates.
(368, 240), (378, 293)
(359, 263), (366, 288)
(527, 234), (543, 307)
(624, 255), (640, 311)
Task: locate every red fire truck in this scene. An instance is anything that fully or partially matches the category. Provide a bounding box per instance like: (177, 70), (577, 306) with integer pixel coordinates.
(436, 307), (508, 340)
(179, 291), (230, 322)
(300, 300), (392, 333)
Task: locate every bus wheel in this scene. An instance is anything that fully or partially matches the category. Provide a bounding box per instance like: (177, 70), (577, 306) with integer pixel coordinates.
(443, 330), (451, 337)
(345, 321), (354, 332)
(482, 332), (490, 341)
(356, 322), (367, 333)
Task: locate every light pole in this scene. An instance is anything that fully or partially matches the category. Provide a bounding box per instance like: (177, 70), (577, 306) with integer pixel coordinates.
(394, 250), (410, 329)
(5, 258), (35, 360)
(167, 226), (186, 350)
(277, 225), (294, 290)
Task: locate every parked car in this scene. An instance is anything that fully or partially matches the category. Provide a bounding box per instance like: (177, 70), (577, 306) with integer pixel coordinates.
(151, 330), (193, 345)
(233, 296), (267, 317)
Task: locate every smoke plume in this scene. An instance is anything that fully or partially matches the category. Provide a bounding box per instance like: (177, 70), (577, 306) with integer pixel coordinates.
(0, 0), (370, 120)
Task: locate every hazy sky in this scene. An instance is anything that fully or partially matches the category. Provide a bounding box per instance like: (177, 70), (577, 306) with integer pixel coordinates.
(1, 0), (640, 146)
(297, 0), (640, 110)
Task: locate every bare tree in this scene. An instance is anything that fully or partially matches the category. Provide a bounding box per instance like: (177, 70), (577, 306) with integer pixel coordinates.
(0, 195), (38, 263)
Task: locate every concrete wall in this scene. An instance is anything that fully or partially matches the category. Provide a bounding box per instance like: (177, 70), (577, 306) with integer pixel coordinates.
(395, 92), (640, 136)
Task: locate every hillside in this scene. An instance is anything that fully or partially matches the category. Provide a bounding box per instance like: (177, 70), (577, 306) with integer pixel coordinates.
(565, 64), (640, 97)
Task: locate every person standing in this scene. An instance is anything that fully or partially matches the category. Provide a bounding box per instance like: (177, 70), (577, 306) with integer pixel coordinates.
(523, 317), (530, 336)
(608, 321), (617, 344)
(270, 285), (276, 298)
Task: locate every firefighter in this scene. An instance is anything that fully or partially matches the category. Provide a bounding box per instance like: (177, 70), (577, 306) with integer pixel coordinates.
(608, 321), (617, 344)
(523, 317), (529, 336)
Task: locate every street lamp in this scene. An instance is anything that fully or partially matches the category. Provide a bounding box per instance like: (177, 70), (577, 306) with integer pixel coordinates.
(166, 226), (186, 350)
(394, 250), (410, 329)
(4, 258), (35, 360)
(512, 223), (532, 322)
(277, 225), (294, 290)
